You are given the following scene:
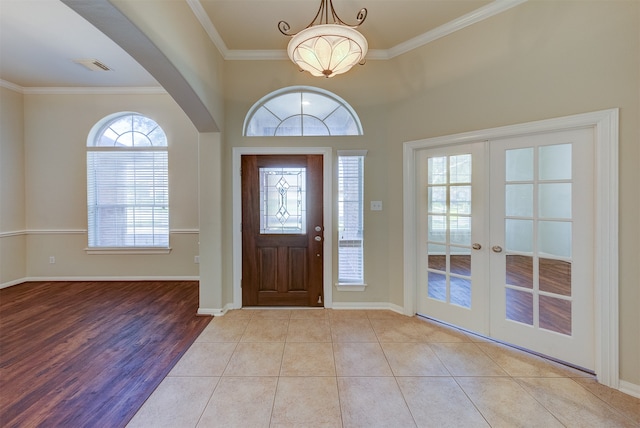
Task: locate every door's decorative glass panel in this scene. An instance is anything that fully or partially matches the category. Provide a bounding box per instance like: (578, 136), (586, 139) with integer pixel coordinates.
(538, 221), (571, 258)
(539, 183), (571, 219)
(450, 155), (471, 183)
(450, 249), (471, 276)
(450, 276), (471, 308)
(427, 272), (447, 301)
(506, 148), (534, 181)
(539, 295), (572, 335)
(539, 144), (572, 180)
(539, 258), (571, 296)
(506, 255), (533, 289)
(260, 167), (306, 234)
(426, 153), (474, 308)
(428, 187), (447, 213)
(427, 244), (446, 271)
(505, 184), (533, 217)
(505, 288), (533, 325)
(505, 219), (533, 253)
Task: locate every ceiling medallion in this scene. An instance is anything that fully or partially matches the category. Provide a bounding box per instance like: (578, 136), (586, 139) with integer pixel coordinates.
(278, 0), (368, 78)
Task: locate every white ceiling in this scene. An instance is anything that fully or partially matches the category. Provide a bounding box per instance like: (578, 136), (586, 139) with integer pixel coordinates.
(0, 0), (520, 89)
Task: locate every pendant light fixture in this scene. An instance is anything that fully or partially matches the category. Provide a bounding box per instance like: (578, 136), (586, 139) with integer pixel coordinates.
(278, 0), (368, 78)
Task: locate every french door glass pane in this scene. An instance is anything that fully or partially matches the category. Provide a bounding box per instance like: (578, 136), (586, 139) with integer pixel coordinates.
(428, 271), (447, 301)
(539, 183), (571, 218)
(506, 255), (533, 289)
(505, 219), (533, 252)
(505, 184), (533, 217)
(539, 144), (571, 180)
(539, 295), (572, 335)
(506, 288), (533, 325)
(505, 147), (534, 181)
(539, 258), (571, 296)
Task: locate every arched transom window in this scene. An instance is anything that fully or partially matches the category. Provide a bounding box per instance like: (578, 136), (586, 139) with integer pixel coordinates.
(86, 112), (169, 249)
(243, 86), (363, 136)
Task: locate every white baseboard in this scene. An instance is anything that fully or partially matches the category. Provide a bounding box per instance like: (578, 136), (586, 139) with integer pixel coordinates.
(619, 380), (640, 399)
(331, 301), (405, 315)
(198, 303), (234, 317)
(1, 276), (200, 289)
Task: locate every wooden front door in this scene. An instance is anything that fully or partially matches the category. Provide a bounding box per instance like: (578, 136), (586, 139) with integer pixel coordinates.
(241, 154), (324, 306)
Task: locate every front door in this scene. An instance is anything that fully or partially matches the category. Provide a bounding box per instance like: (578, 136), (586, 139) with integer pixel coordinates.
(241, 154), (324, 306)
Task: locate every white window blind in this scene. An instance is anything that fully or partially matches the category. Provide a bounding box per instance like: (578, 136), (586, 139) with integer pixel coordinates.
(87, 113), (169, 248)
(338, 151), (366, 284)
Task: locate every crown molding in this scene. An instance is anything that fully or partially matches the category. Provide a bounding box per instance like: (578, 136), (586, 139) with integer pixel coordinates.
(186, 0), (229, 57)
(0, 79), (24, 93)
(189, 0), (527, 61)
(386, 0), (528, 59)
(0, 80), (166, 95)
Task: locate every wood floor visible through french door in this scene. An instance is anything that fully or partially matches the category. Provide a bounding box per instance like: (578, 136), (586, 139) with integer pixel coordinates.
(0, 281), (210, 428)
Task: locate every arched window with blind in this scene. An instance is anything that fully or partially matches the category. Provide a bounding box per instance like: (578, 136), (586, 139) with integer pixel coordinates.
(86, 112), (169, 250)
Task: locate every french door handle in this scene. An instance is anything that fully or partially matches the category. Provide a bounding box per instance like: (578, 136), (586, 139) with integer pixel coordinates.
(472, 243), (482, 250)
(492, 245), (503, 253)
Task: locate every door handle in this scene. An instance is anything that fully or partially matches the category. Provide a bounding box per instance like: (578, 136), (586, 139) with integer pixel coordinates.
(492, 245), (503, 253)
(472, 243), (482, 250)
(314, 236), (322, 242)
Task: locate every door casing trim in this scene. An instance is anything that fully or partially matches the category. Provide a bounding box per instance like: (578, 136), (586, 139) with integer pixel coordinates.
(403, 108), (619, 388)
(232, 147), (333, 309)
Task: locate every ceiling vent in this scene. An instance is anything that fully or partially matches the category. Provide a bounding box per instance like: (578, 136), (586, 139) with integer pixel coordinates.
(73, 58), (112, 71)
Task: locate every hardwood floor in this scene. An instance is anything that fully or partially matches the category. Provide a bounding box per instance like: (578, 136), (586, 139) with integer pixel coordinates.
(428, 254), (572, 335)
(0, 281), (211, 428)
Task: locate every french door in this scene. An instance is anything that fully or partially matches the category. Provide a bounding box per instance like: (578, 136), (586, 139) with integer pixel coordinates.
(417, 127), (595, 370)
(416, 142), (487, 332)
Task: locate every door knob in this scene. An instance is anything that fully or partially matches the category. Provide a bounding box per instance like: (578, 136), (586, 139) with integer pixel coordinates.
(314, 236), (322, 242)
(472, 243), (482, 250)
(492, 245), (503, 253)
(315, 226), (322, 232)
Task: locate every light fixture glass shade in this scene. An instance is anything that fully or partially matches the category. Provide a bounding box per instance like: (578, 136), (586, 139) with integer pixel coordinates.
(287, 24), (368, 78)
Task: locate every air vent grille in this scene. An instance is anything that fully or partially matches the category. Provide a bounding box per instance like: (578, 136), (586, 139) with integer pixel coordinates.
(73, 59), (112, 72)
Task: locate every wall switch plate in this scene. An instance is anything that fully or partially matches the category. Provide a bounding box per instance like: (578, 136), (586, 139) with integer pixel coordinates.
(49, 256), (55, 264)
(370, 201), (383, 211)
(194, 256), (200, 264)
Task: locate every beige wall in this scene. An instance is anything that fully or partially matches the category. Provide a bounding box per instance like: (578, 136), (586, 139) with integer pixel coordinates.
(19, 92), (201, 280)
(0, 86), (26, 284)
(221, 1), (639, 385)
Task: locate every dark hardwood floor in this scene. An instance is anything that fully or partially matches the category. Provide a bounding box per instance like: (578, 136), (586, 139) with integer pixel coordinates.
(0, 281), (211, 428)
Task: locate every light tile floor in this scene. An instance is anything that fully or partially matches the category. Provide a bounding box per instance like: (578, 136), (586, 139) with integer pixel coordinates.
(127, 309), (640, 427)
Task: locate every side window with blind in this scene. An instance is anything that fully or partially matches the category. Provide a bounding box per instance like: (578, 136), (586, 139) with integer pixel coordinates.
(86, 113), (169, 250)
(337, 150), (367, 287)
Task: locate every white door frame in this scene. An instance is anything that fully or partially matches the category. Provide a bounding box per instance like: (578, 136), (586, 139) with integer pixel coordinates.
(232, 146), (333, 309)
(403, 109), (619, 388)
